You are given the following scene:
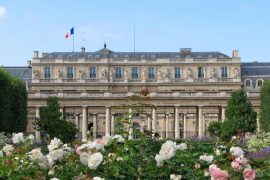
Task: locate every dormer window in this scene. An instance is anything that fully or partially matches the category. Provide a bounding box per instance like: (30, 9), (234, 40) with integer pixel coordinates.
(246, 80), (251, 87)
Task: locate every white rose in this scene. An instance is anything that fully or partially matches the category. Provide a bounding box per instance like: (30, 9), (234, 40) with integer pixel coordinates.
(116, 157), (123, 161)
(38, 156), (53, 169)
(80, 152), (90, 165)
(93, 177), (105, 180)
(170, 174), (182, 180)
(2, 144), (14, 153)
(155, 154), (163, 167)
(0, 150), (3, 157)
(159, 140), (177, 160)
(12, 133), (24, 144)
(113, 134), (125, 143)
(215, 149), (221, 156)
(177, 143), (187, 151)
(230, 146), (244, 158)
(87, 152), (103, 169)
(81, 141), (104, 151)
(101, 136), (113, 146)
(81, 138), (87, 143)
(50, 178), (59, 180)
(27, 134), (35, 141)
(48, 169), (55, 175)
(63, 144), (73, 152)
(199, 154), (214, 163)
(48, 149), (64, 161)
(48, 138), (62, 152)
(28, 148), (43, 161)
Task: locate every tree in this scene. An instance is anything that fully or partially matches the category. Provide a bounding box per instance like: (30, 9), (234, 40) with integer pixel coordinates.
(259, 79), (270, 132)
(9, 78), (28, 133)
(34, 96), (78, 143)
(221, 89), (257, 141)
(0, 68), (12, 132)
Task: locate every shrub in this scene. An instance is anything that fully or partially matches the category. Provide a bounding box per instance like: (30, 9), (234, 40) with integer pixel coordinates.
(207, 121), (222, 138)
(259, 79), (270, 132)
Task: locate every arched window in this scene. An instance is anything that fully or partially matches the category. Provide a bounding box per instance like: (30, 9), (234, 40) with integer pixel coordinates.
(245, 80), (251, 87)
(257, 79), (263, 87)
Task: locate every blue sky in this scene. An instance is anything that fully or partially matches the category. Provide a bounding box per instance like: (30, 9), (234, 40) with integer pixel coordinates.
(0, 0), (269, 66)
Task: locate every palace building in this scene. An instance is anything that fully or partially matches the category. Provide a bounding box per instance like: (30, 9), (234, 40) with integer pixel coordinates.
(4, 45), (270, 139)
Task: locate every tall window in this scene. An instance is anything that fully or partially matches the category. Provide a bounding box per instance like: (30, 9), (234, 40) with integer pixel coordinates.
(148, 67), (154, 79)
(67, 67), (73, 79)
(115, 67), (122, 79)
(246, 80), (251, 87)
(90, 67), (96, 78)
(221, 66), (228, 78)
(258, 79), (263, 87)
(131, 67), (138, 79)
(175, 67), (181, 78)
(44, 67), (51, 78)
(198, 67), (205, 78)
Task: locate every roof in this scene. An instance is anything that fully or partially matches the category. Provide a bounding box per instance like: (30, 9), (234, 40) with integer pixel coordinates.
(42, 47), (231, 60)
(3, 66), (32, 81)
(241, 62), (270, 76)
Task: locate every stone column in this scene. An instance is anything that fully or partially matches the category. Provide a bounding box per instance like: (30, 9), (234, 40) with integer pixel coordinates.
(75, 113), (80, 137)
(221, 106), (226, 122)
(128, 108), (133, 140)
(183, 113), (187, 139)
(105, 107), (111, 136)
(111, 113), (115, 136)
(202, 114), (205, 136)
(82, 106), (88, 139)
(93, 113), (97, 139)
(35, 106), (41, 141)
(174, 106), (180, 139)
(147, 116), (151, 131)
(165, 114), (169, 139)
(152, 107), (157, 132)
(198, 106), (203, 138)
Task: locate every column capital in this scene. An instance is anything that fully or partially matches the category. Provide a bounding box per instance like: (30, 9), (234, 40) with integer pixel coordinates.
(105, 106), (111, 109)
(92, 113), (98, 116)
(35, 105), (42, 108)
(82, 105), (88, 109)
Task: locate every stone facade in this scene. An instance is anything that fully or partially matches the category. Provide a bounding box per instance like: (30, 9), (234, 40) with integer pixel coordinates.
(24, 46), (245, 139)
(4, 46), (269, 139)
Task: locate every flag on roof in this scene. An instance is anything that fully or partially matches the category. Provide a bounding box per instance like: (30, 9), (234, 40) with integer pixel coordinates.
(65, 27), (74, 39)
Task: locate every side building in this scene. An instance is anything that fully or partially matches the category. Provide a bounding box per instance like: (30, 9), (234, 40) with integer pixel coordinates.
(27, 46), (242, 139)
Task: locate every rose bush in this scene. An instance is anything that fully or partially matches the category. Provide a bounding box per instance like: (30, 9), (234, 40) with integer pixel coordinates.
(0, 132), (270, 179)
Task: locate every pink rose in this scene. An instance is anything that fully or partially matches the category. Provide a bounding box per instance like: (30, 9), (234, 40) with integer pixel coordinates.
(243, 168), (256, 180)
(231, 161), (241, 171)
(75, 145), (81, 155)
(235, 156), (248, 165)
(209, 164), (229, 180)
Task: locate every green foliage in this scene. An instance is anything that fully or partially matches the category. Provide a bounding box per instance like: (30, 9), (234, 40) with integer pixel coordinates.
(9, 78), (28, 133)
(259, 79), (270, 132)
(34, 96), (78, 143)
(0, 68), (12, 132)
(221, 89), (257, 141)
(247, 132), (270, 152)
(0, 68), (27, 133)
(207, 121), (222, 138)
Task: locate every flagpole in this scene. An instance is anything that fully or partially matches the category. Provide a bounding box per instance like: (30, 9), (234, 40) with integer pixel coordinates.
(73, 29), (74, 52)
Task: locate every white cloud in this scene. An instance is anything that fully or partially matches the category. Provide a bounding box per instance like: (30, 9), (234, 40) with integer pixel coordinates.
(0, 6), (6, 18)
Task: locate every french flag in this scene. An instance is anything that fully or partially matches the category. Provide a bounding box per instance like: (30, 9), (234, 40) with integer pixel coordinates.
(65, 27), (74, 38)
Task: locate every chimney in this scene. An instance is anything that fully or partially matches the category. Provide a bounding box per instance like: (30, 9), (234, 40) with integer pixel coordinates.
(232, 50), (239, 58)
(81, 47), (86, 53)
(27, 60), (32, 67)
(180, 48), (192, 55)
(33, 51), (39, 58)
(42, 52), (49, 57)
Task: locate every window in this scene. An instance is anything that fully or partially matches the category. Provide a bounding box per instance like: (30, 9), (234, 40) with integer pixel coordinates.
(67, 67), (73, 79)
(198, 67), (205, 78)
(90, 67), (96, 78)
(246, 80), (251, 87)
(115, 67), (122, 79)
(175, 67), (181, 78)
(221, 66), (228, 78)
(44, 67), (51, 78)
(148, 67), (154, 79)
(258, 80), (263, 87)
(131, 67), (138, 79)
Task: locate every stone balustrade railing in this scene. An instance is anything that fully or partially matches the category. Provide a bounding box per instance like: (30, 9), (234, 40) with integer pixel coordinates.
(28, 91), (230, 99)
